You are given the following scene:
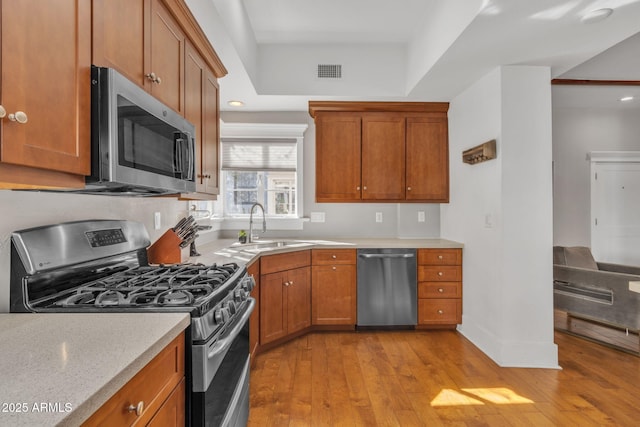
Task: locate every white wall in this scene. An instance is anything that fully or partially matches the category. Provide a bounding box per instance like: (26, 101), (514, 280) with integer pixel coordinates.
(442, 66), (558, 368)
(0, 191), (190, 312)
(552, 107), (640, 246)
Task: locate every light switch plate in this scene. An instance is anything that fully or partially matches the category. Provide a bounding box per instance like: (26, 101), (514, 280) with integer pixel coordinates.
(375, 212), (383, 223)
(418, 211), (426, 222)
(154, 212), (162, 230)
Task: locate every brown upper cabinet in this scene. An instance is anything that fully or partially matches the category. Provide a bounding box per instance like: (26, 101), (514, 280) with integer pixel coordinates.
(309, 101), (449, 203)
(184, 42), (220, 196)
(1, 0), (225, 194)
(93, 0), (185, 114)
(0, 0), (91, 189)
(93, 0), (226, 198)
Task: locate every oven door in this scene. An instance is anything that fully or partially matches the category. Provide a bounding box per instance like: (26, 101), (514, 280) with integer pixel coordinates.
(191, 297), (255, 427)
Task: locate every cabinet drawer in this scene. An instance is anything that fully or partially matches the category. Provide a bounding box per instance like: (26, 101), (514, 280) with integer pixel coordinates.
(418, 249), (461, 266)
(312, 249), (356, 265)
(261, 250), (311, 275)
(82, 333), (185, 426)
(418, 266), (462, 282)
(418, 282), (461, 299)
(418, 299), (461, 324)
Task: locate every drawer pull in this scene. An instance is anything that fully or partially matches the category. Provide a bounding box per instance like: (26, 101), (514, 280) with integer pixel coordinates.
(332, 254), (337, 259)
(332, 266), (337, 270)
(284, 281), (290, 287)
(438, 255), (443, 260)
(438, 272), (443, 276)
(128, 401), (144, 416)
(438, 288), (444, 293)
(437, 310), (444, 315)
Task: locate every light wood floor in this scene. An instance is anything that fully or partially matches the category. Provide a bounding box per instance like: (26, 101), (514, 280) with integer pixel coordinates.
(248, 330), (640, 426)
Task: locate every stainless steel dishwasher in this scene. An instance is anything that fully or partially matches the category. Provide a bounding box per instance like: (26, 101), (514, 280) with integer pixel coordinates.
(357, 248), (417, 326)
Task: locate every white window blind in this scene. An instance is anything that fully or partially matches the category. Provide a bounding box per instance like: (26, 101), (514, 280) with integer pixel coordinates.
(221, 138), (297, 171)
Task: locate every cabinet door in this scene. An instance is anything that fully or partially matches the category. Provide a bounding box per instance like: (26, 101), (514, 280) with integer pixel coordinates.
(312, 265), (356, 325)
(202, 68), (220, 195)
(286, 267), (311, 334)
(0, 0), (90, 175)
(406, 116), (449, 202)
(315, 113), (362, 202)
(183, 42), (219, 197)
(147, 378), (186, 426)
(92, 0), (146, 87)
(361, 114), (405, 200)
(184, 43), (206, 192)
(260, 272), (287, 344)
(149, 0), (185, 114)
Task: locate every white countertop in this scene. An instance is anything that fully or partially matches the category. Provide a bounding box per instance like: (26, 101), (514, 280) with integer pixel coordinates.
(0, 313), (190, 426)
(190, 237), (464, 266)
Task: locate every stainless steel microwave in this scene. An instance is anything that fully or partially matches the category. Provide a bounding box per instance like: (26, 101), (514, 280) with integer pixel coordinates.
(86, 66), (196, 195)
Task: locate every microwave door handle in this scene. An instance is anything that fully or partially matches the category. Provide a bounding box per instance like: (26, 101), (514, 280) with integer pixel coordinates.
(187, 134), (194, 181)
(174, 136), (184, 178)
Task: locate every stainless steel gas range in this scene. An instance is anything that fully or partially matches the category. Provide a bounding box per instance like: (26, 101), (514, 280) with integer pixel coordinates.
(9, 219), (254, 427)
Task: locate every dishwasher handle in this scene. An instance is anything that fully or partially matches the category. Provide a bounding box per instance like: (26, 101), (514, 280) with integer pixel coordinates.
(359, 253), (415, 259)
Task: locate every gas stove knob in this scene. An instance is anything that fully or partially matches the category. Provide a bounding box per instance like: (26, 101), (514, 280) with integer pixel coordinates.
(226, 301), (236, 314)
(244, 277), (256, 292)
(220, 307), (231, 323)
(234, 289), (244, 302)
(214, 309), (225, 324)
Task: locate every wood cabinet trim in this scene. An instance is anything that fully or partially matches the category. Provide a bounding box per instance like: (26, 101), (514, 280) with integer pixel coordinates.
(418, 249), (462, 266)
(260, 250), (311, 275)
(418, 299), (462, 324)
(311, 249), (357, 265)
(309, 101), (449, 118)
(161, 0), (227, 77)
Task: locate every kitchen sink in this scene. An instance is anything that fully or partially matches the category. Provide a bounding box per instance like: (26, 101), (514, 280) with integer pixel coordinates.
(232, 240), (313, 253)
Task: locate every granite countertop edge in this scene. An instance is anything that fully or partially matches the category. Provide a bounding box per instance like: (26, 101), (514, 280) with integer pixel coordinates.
(191, 237), (464, 266)
(63, 313), (190, 426)
(0, 313), (190, 427)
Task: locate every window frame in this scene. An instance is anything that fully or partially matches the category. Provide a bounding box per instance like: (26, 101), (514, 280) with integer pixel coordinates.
(219, 122), (308, 221)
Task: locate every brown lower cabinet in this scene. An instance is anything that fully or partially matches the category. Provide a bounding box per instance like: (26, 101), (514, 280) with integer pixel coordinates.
(260, 251), (311, 345)
(417, 249), (463, 327)
(253, 246), (463, 351)
(311, 249), (357, 326)
(82, 332), (185, 426)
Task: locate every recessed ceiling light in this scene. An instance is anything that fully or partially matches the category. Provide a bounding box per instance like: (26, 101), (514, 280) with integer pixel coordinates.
(228, 100), (245, 107)
(619, 96), (634, 102)
(581, 8), (613, 24)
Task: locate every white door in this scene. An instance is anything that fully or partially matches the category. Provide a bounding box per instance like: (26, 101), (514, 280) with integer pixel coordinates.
(591, 153), (640, 265)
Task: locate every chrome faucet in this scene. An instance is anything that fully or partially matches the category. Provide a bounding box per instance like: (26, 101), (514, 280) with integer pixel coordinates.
(248, 202), (266, 243)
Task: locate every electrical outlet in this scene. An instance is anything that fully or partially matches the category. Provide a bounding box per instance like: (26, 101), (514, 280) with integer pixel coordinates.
(418, 211), (426, 222)
(154, 212), (162, 230)
(484, 213), (493, 228)
(375, 212), (383, 223)
(310, 212), (326, 223)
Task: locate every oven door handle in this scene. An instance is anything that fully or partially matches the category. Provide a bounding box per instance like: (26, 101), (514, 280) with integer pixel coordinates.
(207, 298), (255, 359)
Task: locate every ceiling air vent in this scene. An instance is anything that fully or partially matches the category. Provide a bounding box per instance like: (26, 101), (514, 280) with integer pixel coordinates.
(317, 64), (342, 79)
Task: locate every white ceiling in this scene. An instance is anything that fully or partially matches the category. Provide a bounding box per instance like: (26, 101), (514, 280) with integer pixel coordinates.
(185, 0), (640, 111)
